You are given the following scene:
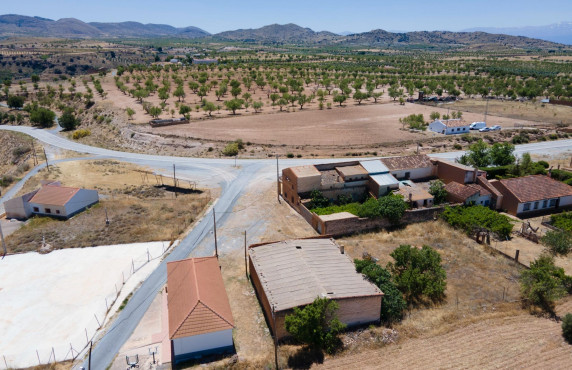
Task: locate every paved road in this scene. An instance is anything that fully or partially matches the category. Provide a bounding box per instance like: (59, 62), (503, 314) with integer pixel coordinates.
(1, 124), (571, 369)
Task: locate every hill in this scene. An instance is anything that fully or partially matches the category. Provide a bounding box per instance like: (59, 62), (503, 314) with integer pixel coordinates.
(0, 14), (209, 38)
(464, 22), (572, 45)
(214, 23), (339, 43)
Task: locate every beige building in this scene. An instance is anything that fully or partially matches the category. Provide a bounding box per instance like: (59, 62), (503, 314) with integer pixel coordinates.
(248, 237), (383, 340)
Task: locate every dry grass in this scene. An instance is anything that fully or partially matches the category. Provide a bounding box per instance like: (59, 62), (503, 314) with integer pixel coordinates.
(0, 131), (37, 192)
(6, 160), (211, 254)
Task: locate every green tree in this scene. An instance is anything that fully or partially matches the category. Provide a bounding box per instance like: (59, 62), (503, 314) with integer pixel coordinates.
(222, 142), (239, 156)
(355, 258), (406, 323)
(430, 111), (441, 121)
(173, 85), (185, 101)
(297, 94), (308, 109)
(202, 100), (216, 117)
(310, 190), (330, 208)
(284, 297), (346, 354)
(353, 91), (369, 105)
(378, 194), (408, 223)
(541, 230), (572, 257)
(252, 101), (263, 113)
(30, 107), (55, 128)
(489, 142), (516, 166)
(428, 180), (447, 205)
(125, 107), (135, 120)
(562, 313), (572, 344)
(58, 109), (80, 131)
(459, 140), (490, 168)
(276, 98), (288, 112)
(31, 74), (40, 83)
(148, 106), (162, 118)
(520, 255), (569, 313)
(333, 94), (347, 106)
(388, 245), (447, 303)
(7, 95), (25, 109)
(179, 104), (191, 119)
(224, 98), (244, 115)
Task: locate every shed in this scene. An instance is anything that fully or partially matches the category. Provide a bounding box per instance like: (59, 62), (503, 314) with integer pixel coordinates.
(248, 237), (383, 340)
(429, 119), (470, 135)
(369, 173), (399, 197)
(167, 257), (234, 364)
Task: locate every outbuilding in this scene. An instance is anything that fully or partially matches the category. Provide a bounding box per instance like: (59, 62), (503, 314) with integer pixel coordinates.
(167, 257), (235, 364)
(248, 237), (383, 340)
(429, 119), (470, 135)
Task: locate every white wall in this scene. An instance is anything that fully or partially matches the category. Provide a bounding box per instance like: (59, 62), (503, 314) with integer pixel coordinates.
(429, 121), (446, 134)
(173, 329), (233, 357)
(65, 189), (99, 216)
(390, 167), (434, 180)
(446, 126), (470, 135)
(560, 195), (572, 207)
(4, 197), (31, 219)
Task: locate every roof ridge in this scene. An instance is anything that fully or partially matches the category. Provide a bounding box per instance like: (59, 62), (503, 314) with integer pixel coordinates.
(192, 258), (200, 302)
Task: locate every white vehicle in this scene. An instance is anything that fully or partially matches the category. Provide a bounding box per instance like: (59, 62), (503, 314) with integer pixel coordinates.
(470, 122), (487, 130)
(479, 127), (491, 132)
(490, 125), (501, 131)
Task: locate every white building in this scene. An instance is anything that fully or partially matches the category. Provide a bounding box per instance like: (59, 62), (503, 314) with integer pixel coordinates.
(4, 182), (99, 220)
(167, 257), (234, 364)
(429, 119), (470, 135)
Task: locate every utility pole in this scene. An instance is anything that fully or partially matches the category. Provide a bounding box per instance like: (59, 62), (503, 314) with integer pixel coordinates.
(88, 341), (92, 370)
(213, 209), (218, 258)
(104, 207), (109, 225)
(276, 155), (281, 203)
(244, 230), (247, 278)
(31, 139), (38, 166)
(272, 304), (279, 369)
(173, 163), (177, 198)
(43, 147), (50, 172)
(0, 221), (7, 257)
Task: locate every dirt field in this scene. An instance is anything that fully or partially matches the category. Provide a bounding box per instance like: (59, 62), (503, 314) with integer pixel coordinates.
(6, 160), (210, 254)
(149, 102), (540, 146)
(0, 130), (38, 194)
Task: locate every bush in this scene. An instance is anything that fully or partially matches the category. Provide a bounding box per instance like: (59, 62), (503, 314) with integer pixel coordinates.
(284, 297), (346, 354)
(12, 145), (31, 157)
(551, 212), (572, 232)
(377, 194), (408, 223)
(312, 202), (362, 216)
(0, 175), (15, 187)
(387, 245), (447, 304)
(29, 107), (56, 128)
(520, 255), (568, 313)
(59, 109), (80, 131)
(286, 152), (294, 158)
(312, 194), (408, 223)
(541, 230), (572, 256)
(428, 180), (447, 205)
(355, 258), (406, 323)
(562, 313), (572, 344)
(72, 129), (91, 140)
(442, 205), (513, 239)
(222, 142), (239, 156)
(551, 169), (572, 183)
(7, 95), (25, 109)
(400, 114), (426, 130)
(310, 189), (331, 209)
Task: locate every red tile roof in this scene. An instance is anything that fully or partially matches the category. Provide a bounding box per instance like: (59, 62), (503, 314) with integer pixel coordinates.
(467, 183), (491, 196)
(445, 181), (479, 200)
(381, 154), (433, 171)
(167, 257), (234, 339)
(499, 175), (572, 203)
(29, 185), (80, 206)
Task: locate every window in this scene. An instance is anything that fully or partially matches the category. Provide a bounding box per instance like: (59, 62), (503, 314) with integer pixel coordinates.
(45, 208), (51, 214)
(534, 202), (539, 210)
(33, 207), (39, 212)
(543, 200), (548, 208)
(523, 203), (531, 211)
(549, 199), (557, 207)
(404, 172), (410, 179)
(56, 210), (60, 215)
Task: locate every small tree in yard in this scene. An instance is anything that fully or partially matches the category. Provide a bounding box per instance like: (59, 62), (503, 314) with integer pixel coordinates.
(520, 255), (570, 314)
(541, 230), (572, 257)
(310, 190), (330, 209)
(428, 180), (447, 205)
(388, 245), (447, 304)
(355, 258), (406, 323)
(284, 297), (346, 354)
(378, 194), (408, 223)
(562, 313), (572, 344)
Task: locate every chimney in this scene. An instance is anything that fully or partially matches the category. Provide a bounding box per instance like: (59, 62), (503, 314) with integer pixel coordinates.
(473, 168), (478, 183)
(549, 166), (553, 178)
(339, 245), (345, 254)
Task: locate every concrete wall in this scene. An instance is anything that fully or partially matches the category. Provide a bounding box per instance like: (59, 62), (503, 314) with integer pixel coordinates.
(28, 203), (67, 217)
(172, 329), (233, 362)
(390, 166), (435, 181)
(4, 196), (31, 219)
(65, 189), (99, 217)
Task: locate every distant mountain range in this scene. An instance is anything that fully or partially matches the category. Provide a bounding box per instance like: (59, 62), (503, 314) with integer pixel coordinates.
(0, 14), (569, 50)
(0, 14), (210, 38)
(464, 22), (572, 45)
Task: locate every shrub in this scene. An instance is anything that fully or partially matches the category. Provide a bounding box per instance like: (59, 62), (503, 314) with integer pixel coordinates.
(355, 258), (406, 323)
(377, 194), (408, 223)
(0, 175), (15, 187)
(59, 109), (80, 131)
(312, 202), (362, 216)
(72, 129), (91, 140)
(310, 190), (331, 209)
(387, 245), (447, 304)
(442, 205), (513, 239)
(222, 142), (239, 156)
(428, 180), (447, 205)
(541, 230), (572, 256)
(562, 313), (572, 344)
(12, 145), (31, 157)
(284, 297), (346, 354)
(520, 255), (568, 313)
(400, 114), (426, 130)
(551, 212), (572, 232)
(29, 107), (56, 128)
(7, 95), (25, 109)
(286, 152), (294, 158)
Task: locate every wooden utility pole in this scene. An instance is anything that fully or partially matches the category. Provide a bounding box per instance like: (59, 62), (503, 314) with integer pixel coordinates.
(0, 221), (7, 257)
(43, 147), (50, 172)
(244, 230), (248, 278)
(88, 341), (92, 370)
(173, 164), (177, 198)
(276, 155), (281, 203)
(31, 139), (38, 165)
(213, 209), (218, 258)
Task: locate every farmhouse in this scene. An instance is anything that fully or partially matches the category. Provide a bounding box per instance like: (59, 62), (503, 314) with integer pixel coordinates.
(429, 119), (470, 135)
(491, 175), (572, 217)
(192, 58), (218, 64)
(381, 154), (436, 180)
(248, 237), (383, 340)
(444, 181), (492, 206)
(4, 182), (99, 220)
(166, 257), (234, 364)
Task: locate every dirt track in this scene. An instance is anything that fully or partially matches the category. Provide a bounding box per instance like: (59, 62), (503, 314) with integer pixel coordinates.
(151, 102), (540, 146)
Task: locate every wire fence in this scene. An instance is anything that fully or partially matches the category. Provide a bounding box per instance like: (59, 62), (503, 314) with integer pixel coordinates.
(1, 240), (177, 370)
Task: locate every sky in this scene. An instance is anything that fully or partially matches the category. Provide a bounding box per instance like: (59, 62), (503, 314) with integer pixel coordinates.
(3, 0), (572, 34)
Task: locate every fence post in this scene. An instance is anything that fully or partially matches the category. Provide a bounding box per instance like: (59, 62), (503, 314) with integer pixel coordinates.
(515, 249), (520, 263)
(94, 313), (101, 328)
(36, 349), (41, 365)
(147, 248), (150, 262)
(52, 347), (56, 364)
(4, 355), (9, 369)
(85, 328), (89, 345)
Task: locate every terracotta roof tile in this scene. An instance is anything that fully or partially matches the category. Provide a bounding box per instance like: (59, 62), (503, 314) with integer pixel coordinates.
(467, 183), (491, 196)
(29, 185), (80, 206)
(499, 175), (572, 203)
(445, 181), (479, 200)
(167, 257), (234, 339)
(381, 154), (434, 171)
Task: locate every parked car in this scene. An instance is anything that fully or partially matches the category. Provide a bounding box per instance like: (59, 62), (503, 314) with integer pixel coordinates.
(479, 127), (491, 132)
(489, 125), (501, 131)
(470, 122), (487, 130)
